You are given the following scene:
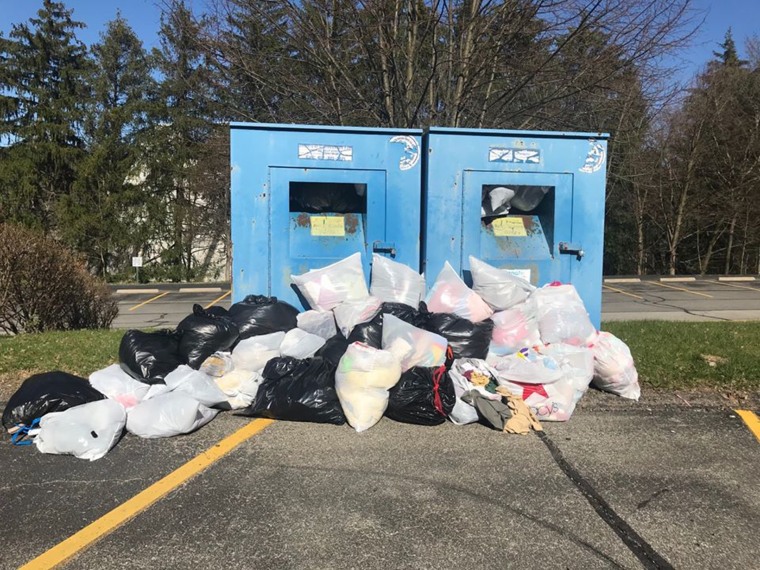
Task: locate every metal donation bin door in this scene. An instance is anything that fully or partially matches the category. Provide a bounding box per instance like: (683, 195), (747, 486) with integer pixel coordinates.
(462, 171), (574, 286)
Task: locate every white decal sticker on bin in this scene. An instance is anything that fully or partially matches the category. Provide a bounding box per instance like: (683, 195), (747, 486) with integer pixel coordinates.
(492, 217), (528, 237)
(298, 144), (353, 161)
(489, 147), (541, 163)
(580, 140), (605, 173)
(310, 215), (345, 236)
(390, 135), (420, 170)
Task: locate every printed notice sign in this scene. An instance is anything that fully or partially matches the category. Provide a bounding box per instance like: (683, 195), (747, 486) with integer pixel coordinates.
(492, 217), (527, 237)
(310, 216), (345, 236)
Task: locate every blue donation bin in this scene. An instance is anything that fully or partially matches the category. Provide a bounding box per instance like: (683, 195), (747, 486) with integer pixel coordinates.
(231, 123), (423, 309)
(422, 127), (609, 327)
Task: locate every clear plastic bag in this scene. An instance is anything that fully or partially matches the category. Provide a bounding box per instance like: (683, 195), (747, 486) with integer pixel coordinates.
(370, 254), (426, 307)
(531, 284), (597, 346)
(447, 359), (501, 425)
(291, 252), (369, 311)
(164, 365), (228, 408)
(497, 375), (578, 422)
(488, 347), (563, 385)
(126, 392), (218, 438)
(469, 256), (534, 310)
(425, 261), (493, 322)
(540, 343), (594, 403)
(215, 369), (263, 410)
(297, 310), (337, 339)
(231, 332), (285, 371)
(490, 301), (541, 355)
(333, 296), (383, 338)
(335, 343), (402, 432)
(199, 352), (234, 377)
(279, 328), (327, 359)
(34, 399), (126, 461)
(89, 364), (150, 411)
(590, 332), (641, 400)
(381, 314), (447, 372)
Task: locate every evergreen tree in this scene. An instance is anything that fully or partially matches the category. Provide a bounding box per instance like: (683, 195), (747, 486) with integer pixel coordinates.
(713, 28), (748, 68)
(0, 0), (90, 230)
(57, 14), (156, 278)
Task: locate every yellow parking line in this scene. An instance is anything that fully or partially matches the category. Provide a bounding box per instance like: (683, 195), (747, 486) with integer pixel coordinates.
(648, 281), (713, 298)
(713, 281), (760, 293)
(205, 290), (231, 308)
(19, 419), (274, 570)
(602, 284), (644, 300)
(128, 291), (170, 311)
(736, 410), (760, 443)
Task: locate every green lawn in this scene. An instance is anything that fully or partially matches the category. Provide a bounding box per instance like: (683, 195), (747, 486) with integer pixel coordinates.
(0, 322), (758, 400)
(603, 321), (760, 392)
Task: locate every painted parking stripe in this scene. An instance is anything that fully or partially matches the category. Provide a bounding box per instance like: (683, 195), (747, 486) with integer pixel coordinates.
(205, 290), (231, 308)
(602, 284), (645, 300)
(128, 291), (170, 311)
(648, 281), (713, 298)
(712, 281), (760, 293)
(19, 419), (274, 570)
(736, 410), (760, 443)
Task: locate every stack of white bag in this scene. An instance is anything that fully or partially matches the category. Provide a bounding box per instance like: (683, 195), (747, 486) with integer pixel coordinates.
(335, 343), (402, 432)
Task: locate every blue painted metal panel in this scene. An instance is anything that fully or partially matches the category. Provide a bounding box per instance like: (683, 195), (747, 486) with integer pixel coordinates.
(423, 129), (608, 327)
(231, 123), (423, 309)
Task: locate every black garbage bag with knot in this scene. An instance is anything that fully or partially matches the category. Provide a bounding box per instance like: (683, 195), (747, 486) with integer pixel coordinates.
(385, 365), (456, 426)
(228, 295), (299, 339)
(177, 304), (239, 368)
(238, 356), (345, 425)
(119, 329), (185, 384)
(2, 371), (105, 430)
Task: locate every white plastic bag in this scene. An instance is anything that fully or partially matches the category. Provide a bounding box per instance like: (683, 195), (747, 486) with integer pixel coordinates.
(231, 332), (285, 371)
(279, 328), (326, 359)
(488, 347), (563, 385)
(497, 375), (578, 422)
(34, 399), (126, 461)
(199, 352), (234, 377)
(469, 256), (534, 310)
(381, 314), (447, 372)
(447, 359), (501, 425)
(333, 296), (383, 338)
(425, 261), (493, 322)
(590, 332), (641, 400)
(89, 364), (149, 410)
(291, 252), (369, 311)
(164, 365), (228, 408)
(126, 392), (218, 438)
(335, 343), (402, 432)
(370, 254), (426, 307)
(540, 343), (594, 403)
(490, 301), (541, 355)
(215, 369), (263, 409)
(531, 284), (597, 346)
(297, 310), (337, 339)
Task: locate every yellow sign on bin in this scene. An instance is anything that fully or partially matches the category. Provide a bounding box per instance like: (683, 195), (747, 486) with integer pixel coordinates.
(310, 215), (345, 236)
(492, 217), (527, 237)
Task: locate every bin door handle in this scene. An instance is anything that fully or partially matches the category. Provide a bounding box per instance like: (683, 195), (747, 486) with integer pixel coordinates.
(372, 241), (397, 258)
(559, 242), (584, 260)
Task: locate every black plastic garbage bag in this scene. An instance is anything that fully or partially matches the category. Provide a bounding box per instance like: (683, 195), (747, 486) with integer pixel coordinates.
(238, 356), (345, 424)
(385, 365), (456, 426)
(177, 304), (239, 368)
(315, 334), (351, 367)
(228, 295), (299, 339)
(420, 312), (494, 360)
(345, 302), (424, 348)
(2, 371), (105, 430)
(204, 305), (230, 317)
(119, 329), (184, 384)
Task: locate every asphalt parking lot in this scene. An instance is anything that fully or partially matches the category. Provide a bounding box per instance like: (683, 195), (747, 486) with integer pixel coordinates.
(111, 276), (760, 330)
(1, 392), (758, 569)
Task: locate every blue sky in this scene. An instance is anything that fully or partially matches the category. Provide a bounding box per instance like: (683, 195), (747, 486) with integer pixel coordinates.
(0, 0), (757, 84)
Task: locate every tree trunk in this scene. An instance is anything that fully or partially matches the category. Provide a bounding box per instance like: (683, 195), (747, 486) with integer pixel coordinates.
(724, 211), (738, 274)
